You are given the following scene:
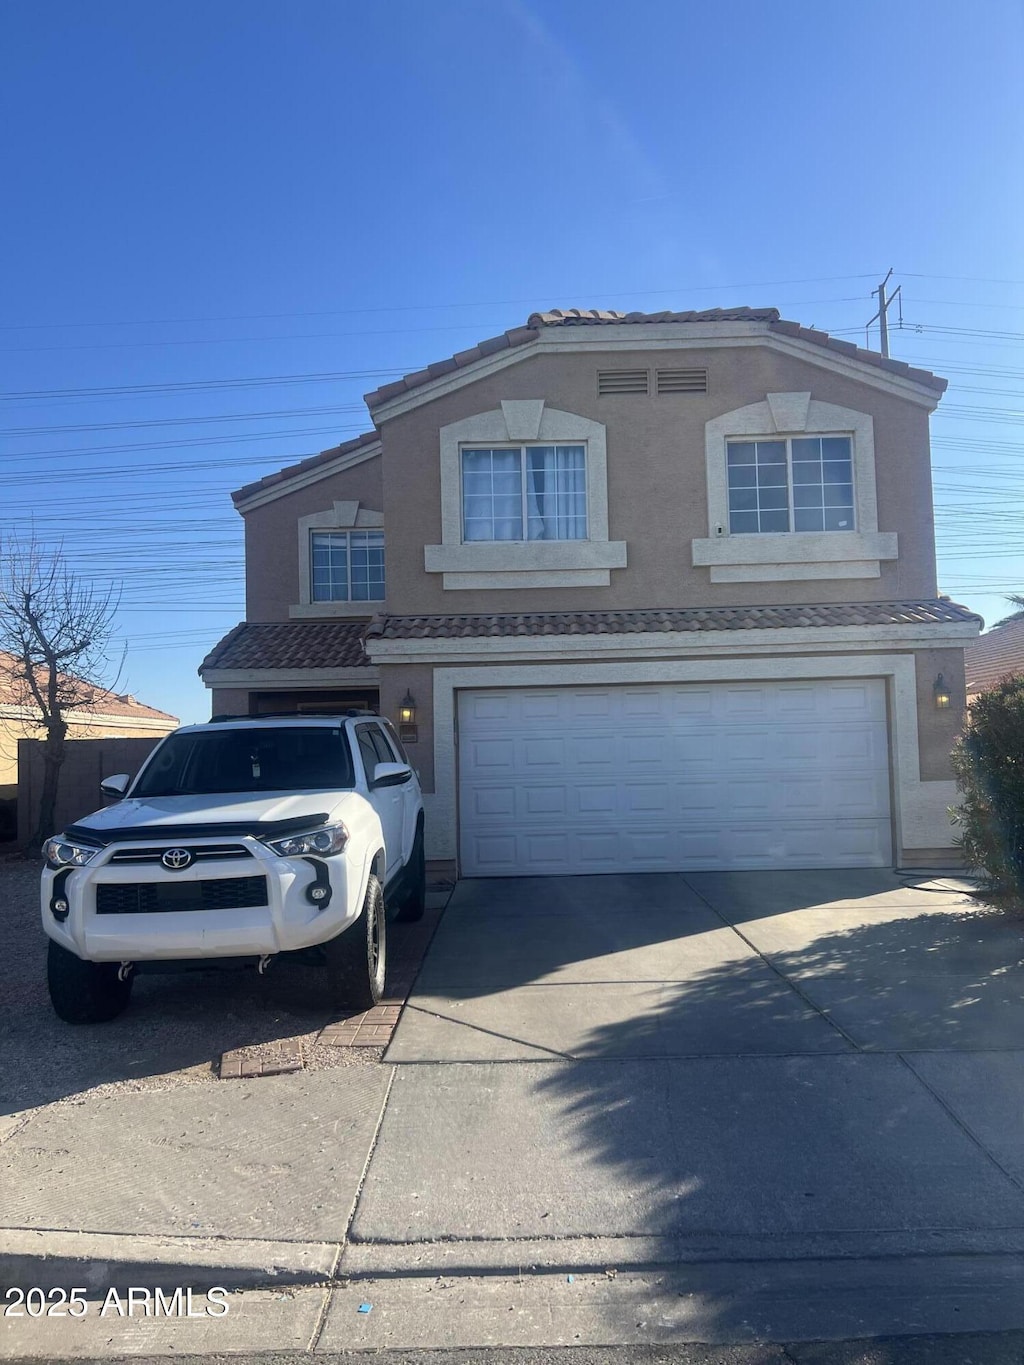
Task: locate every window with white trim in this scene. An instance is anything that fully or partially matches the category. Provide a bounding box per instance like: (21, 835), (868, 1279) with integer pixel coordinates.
(461, 445), (587, 542)
(727, 436), (854, 534)
(310, 530), (385, 601)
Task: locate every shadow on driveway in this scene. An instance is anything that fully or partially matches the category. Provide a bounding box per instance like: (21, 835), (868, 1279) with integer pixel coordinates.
(350, 868), (1024, 1342)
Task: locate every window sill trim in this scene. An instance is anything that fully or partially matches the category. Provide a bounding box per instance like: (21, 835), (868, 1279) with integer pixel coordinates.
(441, 569), (613, 591)
(692, 530), (897, 567)
(425, 541), (627, 574)
(290, 602), (386, 619)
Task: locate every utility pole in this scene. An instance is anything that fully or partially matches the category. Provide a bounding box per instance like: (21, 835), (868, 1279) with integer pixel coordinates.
(865, 269), (902, 357)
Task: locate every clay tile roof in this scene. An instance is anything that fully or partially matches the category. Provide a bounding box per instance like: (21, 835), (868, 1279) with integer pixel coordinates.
(528, 307), (780, 326)
(199, 620), (375, 673)
(363, 308), (946, 410)
(365, 599), (981, 642)
(231, 429), (381, 505)
(0, 651), (177, 722)
(965, 613), (1024, 694)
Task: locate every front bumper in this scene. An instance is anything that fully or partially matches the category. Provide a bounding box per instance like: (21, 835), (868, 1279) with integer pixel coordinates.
(41, 835), (364, 962)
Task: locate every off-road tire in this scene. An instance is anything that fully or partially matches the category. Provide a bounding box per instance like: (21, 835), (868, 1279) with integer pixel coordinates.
(394, 824), (426, 923)
(47, 940), (133, 1024)
(325, 873), (386, 1011)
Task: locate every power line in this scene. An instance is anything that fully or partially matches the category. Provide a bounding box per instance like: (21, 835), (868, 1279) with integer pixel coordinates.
(0, 274), (880, 333)
(0, 422), (367, 461)
(0, 367), (404, 402)
(0, 402), (367, 437)
(0, 320), (515, 354)
(903, 271), (1024, 287)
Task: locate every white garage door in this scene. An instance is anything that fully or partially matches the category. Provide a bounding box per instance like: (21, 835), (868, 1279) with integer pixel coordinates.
(458, 680), (892, 876)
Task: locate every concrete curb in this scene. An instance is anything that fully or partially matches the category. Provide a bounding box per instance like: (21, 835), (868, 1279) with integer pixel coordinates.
(0, 1228), (338, 1293)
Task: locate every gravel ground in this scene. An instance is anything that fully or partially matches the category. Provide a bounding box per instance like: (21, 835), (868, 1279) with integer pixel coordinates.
(0, 854), (401, 1117)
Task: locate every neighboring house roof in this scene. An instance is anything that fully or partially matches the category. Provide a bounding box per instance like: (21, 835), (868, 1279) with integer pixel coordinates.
(965, 613), (1024, 694)
(0, 651), (177, 723)
(200, 621), (373, 673)
(365, 599), (981, 641)
(363, 307), (948, 410)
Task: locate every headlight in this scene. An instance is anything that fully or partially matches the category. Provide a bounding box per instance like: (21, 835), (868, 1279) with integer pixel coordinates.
(266, 823), (349, 857)
(44, 836), (100, 868)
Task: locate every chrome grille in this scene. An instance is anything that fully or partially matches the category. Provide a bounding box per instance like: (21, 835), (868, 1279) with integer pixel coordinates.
(107, 844), (253, 864)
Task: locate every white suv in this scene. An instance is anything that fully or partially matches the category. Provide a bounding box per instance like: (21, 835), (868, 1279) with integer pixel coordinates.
(40, 713), (425, 1024)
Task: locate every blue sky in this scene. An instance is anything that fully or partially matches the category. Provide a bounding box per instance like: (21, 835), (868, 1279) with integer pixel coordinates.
(2, 0), (1022, 723)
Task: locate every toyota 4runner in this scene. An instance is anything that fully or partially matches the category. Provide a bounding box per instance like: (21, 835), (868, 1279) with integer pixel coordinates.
(40, 713), (425, 1024)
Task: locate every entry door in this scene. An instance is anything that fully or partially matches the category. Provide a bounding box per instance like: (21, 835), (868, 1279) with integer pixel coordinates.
(457, 680), (892, 877)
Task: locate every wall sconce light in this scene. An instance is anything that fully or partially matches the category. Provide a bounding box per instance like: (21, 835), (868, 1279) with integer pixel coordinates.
(933, 673), (951, 709)
(398, 689), (418, 744)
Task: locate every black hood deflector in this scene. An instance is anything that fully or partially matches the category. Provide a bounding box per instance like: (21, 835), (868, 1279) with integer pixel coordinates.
(64, 813), (331, 847)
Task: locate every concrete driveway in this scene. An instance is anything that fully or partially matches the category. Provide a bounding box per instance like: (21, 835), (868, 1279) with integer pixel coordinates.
(387, 868), (1024, 1059)
(340, 869), (1024, 1342)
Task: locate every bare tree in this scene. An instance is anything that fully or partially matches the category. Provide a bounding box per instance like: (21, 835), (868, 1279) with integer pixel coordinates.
(0, 538), (124, 846)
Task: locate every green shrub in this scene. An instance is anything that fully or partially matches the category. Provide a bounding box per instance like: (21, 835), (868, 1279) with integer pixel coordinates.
(950, 675), (1024, 899)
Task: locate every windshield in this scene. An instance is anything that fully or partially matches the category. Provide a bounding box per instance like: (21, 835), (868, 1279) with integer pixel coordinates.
(132, 727), (355, 797)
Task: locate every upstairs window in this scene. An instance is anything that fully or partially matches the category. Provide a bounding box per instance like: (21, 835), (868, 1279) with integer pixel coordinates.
(727, 436), (854, 534)
(310, 530), (385, 601)
(461, 445), (587, 542)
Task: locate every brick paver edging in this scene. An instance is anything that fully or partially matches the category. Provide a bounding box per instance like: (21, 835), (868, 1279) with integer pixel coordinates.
(218, 885), (452, 1075)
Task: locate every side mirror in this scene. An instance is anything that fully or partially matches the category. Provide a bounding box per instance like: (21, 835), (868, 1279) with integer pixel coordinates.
(100, 773), (131, 800)
(371, 761), (412, 789)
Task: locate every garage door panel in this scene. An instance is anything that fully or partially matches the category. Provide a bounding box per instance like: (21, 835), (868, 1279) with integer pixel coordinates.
(624, 734), (666, 764)
(458, 682), (892, 876)
(468, 786), (516, 819)
(575, 784), (619, 815)
(467, 738), (517, 771)
(465, 693), (514, 722)
(729, 778), (781, 812)
(522, 737), (565, 767)
(521, 693), (561, 720)
(673, 733), (718, 765)
(623, 690), (665, 718)
(831, 774), (892, 815)
(623, 782), (671, 813)
(671, 689), (714, 717)
(574, 691), (616, 719)
(522, 786), (567, 816)
(569, 735), (618, 766)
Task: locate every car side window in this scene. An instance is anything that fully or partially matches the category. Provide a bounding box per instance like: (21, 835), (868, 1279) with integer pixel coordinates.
(355, 726), (380, 785)
(369, 724), (399, 764)
(381, 719), (409, 764)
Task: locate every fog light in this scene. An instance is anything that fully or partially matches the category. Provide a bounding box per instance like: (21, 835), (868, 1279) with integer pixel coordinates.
(309, 885), (328, 902)
(53, 898), (68, 914)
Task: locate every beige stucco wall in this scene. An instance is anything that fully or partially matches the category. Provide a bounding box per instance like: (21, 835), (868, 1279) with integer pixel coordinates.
(209, 688), (251, 719)
(242, 455), (384, 621)
(379, 663), (436, 790)
(913, 647), (967, 782)
(0, 713), (176, 790)
(376, 344), (938, 616)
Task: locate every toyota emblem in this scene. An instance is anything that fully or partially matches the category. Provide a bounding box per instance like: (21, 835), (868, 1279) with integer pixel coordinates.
(161, 848), (193, 871)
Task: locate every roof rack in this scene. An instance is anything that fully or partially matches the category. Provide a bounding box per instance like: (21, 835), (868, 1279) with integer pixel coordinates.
(207, 710), (379, 723)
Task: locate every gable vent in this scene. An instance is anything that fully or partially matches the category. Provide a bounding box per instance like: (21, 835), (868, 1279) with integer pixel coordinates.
(657, 367), (708, 394)
(598, 368), (649, 396)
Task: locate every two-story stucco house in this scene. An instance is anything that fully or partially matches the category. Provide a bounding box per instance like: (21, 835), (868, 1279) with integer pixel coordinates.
(201, 307), (981, 877)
